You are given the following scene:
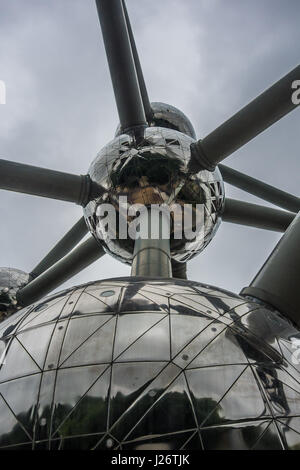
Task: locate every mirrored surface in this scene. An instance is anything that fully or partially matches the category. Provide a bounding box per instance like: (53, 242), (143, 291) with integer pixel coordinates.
(0, 277), (299, 450)
(84, 127), (225, 264)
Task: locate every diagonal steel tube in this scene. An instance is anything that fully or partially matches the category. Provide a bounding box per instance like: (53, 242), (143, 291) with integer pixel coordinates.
(17, 237), (105, 307)
(95, 0), (147, 134)
(241, 211), (300, 327)
(222, 198), (295, 232)
(190, 65), (300, 171)
(0, 159), (103, 205)
(219, 164), (300, 213)
(30, 217), (89, 278)
(122, 0), (153, 123)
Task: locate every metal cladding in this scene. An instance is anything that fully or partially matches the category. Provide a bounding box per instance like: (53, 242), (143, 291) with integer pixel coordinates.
(150, 102), (197, 139)
(84, 127), (225, 264)
(0, 277), (299, 450)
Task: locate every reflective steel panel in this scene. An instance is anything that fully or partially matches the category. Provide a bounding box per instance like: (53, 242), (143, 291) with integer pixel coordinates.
(84, 127), (225, 264)
(0, 277), (299, 450)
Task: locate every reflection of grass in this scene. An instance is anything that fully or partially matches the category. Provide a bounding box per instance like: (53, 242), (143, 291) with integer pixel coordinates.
(0, 414), (32, 447)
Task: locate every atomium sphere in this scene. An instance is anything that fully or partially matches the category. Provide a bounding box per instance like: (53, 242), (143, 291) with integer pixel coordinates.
(115, 102), (197, 139)
(0, 268), (32, 320)
(0, 277), (299, 450)
(84, 127), (225, 264)
(150, 102), (197, 139)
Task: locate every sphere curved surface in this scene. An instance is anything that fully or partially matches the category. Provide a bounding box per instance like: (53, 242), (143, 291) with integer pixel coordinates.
(0, 278), (299, 450)
(150, 102), (197, 139)
(115, 102), (196, 139)
(84, 127), (225, 264)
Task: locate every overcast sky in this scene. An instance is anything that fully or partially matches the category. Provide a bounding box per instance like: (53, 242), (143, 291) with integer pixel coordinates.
(0, 0), (299, 297)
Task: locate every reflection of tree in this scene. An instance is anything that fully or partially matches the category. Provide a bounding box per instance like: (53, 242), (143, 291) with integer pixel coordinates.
(110, 152), (182, 189)
(53, 388), (221, 447)
(110, 389), (222, 444)
(55, 396), (107, 438)
(191, 396), (223, 427)
(2, 389), (299, 450)
(0, 412), (32, 448)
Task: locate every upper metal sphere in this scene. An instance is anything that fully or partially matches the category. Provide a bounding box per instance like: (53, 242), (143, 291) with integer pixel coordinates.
(115, 102), (196, 139)
(150, 102), (196, 139)
(84, 127), (225, 264)
(0, 277), (299, 450)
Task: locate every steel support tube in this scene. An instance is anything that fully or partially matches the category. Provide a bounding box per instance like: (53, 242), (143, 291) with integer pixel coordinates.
(95, 0), (147, 133)
(131, 208), (172, 278)
(0, 159), (93, 205)
(17, 237), (105, 307)
(191, 65), (300, 171)
(171, 259), (187, 279)
(122, 0), (153, 123)
(219, 164), (300, 213)
(241, 211), (300, 327)
(222, 198), (295, 232)
(30, 217), (89, 278)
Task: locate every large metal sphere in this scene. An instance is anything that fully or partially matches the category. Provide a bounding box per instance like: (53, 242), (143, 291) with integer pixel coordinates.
(0, 277), (299, 450)
(84, 127), (224, 264)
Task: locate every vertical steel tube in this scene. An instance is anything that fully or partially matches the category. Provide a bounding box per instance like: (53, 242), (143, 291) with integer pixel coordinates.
(171, 260), (187, 279)
(131, 208), (172, 278)
(95, 0), (147, 134)
(241, 211), (300, 326)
